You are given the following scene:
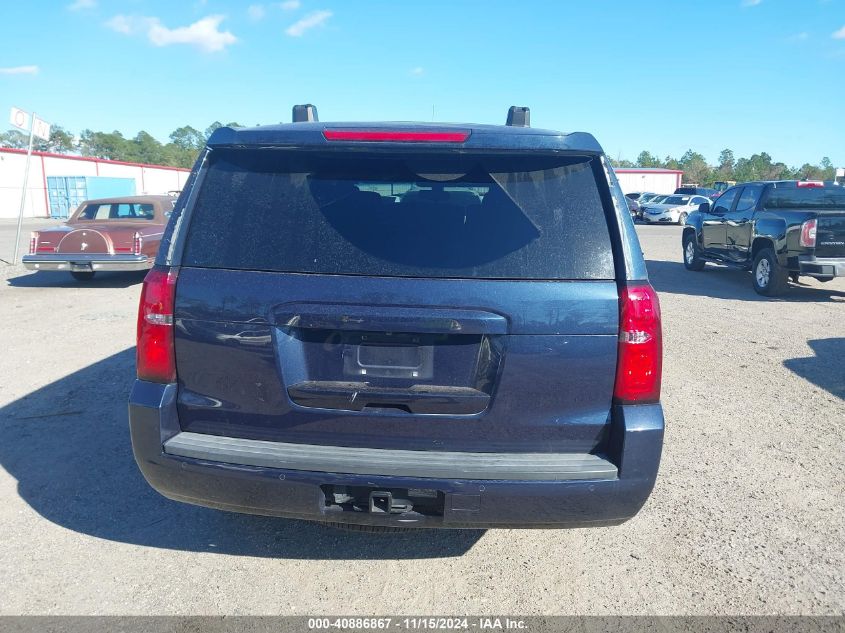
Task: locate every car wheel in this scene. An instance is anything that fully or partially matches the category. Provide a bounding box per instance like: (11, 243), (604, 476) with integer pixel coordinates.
(752, 248), (788, 296)
(683, 232), (706, 271)
(70, 271), (96, 282)
(678, 212), (688, 226)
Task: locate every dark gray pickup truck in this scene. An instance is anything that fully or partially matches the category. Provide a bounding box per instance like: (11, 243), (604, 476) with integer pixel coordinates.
(682, 181), (845, 295)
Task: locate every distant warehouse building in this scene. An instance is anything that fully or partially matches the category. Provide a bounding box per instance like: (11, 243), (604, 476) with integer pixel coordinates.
(614, 167), (684, 196)
(0, 147), (190, 219)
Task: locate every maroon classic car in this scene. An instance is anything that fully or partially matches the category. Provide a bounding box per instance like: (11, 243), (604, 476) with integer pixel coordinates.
(22, 195), (174, 281)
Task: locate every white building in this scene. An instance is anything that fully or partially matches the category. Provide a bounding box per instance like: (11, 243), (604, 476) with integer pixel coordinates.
(0, 147), (191, 219)
(614, 167), (684, 195)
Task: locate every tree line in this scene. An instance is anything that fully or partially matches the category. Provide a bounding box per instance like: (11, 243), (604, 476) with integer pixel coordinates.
(610, 149), (837, 186)
(0, 123), (838, 182)
(0, 122), (242, 169)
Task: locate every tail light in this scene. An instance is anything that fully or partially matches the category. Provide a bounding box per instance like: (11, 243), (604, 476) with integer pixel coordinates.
(133, 232), (143, 256)
(799, 219), (817, 248)
(29, 232), (37, 255)
(614, 284), (662, 404)
(136, 266), (178, 383)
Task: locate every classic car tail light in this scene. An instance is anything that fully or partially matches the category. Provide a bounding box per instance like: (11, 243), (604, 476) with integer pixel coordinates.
(614, 284), (662, 404)
(800, 218), (817, 248)
(133, 232), (143, 256)
(29, 232), (37, 255)
(137, 266), (178, 383)
(323, 130), (470, 143)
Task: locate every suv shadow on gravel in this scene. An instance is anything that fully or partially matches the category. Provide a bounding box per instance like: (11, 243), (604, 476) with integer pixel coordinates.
(646, 260), (845, 303)
(783, 338), (845, 400)
(0, 349), (483, 558)
(6, 270), (147, 289)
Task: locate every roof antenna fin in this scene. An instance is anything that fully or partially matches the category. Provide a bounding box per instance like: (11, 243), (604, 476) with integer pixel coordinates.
(506, 106), (530, 127)
(292, 104), (319, 123)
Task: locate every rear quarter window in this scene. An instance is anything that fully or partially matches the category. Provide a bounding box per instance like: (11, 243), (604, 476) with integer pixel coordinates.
(76, 202), (156, 220)
(181, 150), (616, 280)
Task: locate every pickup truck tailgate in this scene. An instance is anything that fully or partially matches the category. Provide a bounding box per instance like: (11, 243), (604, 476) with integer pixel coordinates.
(815, 214), (845, 258)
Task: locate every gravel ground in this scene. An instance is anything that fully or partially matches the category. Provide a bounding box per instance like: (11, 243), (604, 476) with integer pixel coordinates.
(0, 224), (843, 615)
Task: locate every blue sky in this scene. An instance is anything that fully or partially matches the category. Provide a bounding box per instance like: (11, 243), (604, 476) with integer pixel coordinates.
(1, 0), (844, 167)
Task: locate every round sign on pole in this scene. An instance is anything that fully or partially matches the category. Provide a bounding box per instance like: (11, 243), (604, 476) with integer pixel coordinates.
(9, 106), (31, 132)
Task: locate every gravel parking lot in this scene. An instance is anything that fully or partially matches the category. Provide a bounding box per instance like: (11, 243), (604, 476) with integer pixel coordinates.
(0, 223), (842, 615)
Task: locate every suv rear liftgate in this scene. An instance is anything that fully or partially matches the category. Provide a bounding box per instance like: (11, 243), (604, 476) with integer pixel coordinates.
(129, 106), (664, 528)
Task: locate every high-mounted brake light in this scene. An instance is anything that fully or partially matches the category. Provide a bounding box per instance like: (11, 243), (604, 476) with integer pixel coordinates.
(800, 218), (817, 248)
(323, 130), (470, 143)
(797, 181), (824, 188)
(136, 267), (179, 383)
(133, 232), (143, 256)
(614, 284), (662, 404)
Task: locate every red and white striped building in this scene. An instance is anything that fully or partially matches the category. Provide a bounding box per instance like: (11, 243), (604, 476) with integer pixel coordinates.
(0, 147), (190, 219)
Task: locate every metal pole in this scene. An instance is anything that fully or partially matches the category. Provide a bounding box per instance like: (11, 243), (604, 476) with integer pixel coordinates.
(12, 114), (36, 265)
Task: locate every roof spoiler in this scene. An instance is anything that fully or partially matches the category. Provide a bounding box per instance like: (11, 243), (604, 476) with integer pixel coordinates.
(292, 104), (319, 123)
(506, 106), (530, 127)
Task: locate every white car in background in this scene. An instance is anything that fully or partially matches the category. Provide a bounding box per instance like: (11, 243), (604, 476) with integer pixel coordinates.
(636, 192), (664, 205)
(640, 194), (710, 225)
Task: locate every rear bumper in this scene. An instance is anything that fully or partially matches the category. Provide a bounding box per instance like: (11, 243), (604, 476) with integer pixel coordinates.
(798, 255), (845, 278)
(129, 380), (664, 529)
(22, 253), (152, 272)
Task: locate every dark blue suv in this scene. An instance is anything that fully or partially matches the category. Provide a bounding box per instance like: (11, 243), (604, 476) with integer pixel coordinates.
(129, 106), (664, 529)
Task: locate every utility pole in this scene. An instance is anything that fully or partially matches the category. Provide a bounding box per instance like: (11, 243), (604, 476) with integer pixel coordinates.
(7, 107), (50, 265)
(12, 115), (36, 265)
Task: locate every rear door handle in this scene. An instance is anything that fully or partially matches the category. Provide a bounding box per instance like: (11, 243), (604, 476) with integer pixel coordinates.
(271, 303), (508, 335)
(287, 381), (490, 414)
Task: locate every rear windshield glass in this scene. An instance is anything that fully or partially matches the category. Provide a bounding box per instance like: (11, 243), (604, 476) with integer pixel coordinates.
(76, 202), (156, 221)
(764, 186), (845, 209)
(182, 150), (615, 280)
(663, 196), (690, 205)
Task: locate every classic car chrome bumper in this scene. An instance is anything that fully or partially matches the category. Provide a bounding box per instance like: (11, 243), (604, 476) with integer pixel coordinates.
(21, 253), (153, 272)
